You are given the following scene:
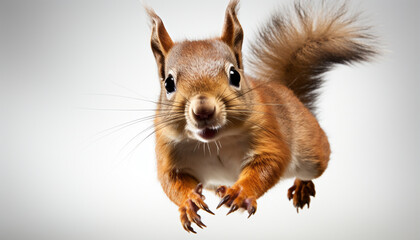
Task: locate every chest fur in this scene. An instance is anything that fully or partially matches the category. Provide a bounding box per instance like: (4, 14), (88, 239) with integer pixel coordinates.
(173, 136), (251, 188)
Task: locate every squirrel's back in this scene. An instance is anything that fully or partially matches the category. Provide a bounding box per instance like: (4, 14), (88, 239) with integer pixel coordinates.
(248, 0), (377, 112)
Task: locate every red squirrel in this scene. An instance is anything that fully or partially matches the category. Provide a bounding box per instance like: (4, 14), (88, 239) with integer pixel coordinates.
(146, 0), (375, 233)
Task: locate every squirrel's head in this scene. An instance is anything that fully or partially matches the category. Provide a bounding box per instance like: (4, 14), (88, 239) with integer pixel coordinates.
(147, 0), (252, 143)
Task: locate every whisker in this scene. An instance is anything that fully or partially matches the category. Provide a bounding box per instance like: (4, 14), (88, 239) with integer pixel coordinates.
(88, 112), (185, 144)
(111, 80), (145, 99)
(78, 107), (184, 112)
(216, 84), (230, 101)
(121, 116), (184, 153)
(224, 89), (257, 106)
(117, 125), (185, 165)
(227, 102), (293, 107)
(110, 81), (184, 105)
(92, 112), (181, 137)
(85, 115), (159, 147)
(193, 141), (200, 152)
(214, 141), (220, 155)
(226, 108), (292, 122)
(224, 83), (264, 104)
(218, 140), (222, 151)
(229, 115), (277, 138)
(221, 87), (241, 103)
(225, 108), (277, 118)
(177, 91), (190, 103)
(207, 143), (211, 156)
(223, 76), (287, 105)
(81, 93), (183, 107)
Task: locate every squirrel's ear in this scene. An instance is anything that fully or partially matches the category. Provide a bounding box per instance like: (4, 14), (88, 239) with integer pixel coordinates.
(146, 7), (174, 79)
(221, 0), (244, 69)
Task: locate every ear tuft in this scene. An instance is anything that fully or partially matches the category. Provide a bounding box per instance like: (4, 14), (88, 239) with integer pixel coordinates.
(145, 6), (173, 79)
(221, 0), (244, 69)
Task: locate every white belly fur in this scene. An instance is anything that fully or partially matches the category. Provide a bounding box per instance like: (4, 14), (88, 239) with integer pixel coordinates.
(173, 135), (251, 189)
(173, 136), (318, 189)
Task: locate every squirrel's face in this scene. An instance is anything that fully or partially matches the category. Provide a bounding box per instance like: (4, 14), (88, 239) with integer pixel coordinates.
(158, 41), (252, 143)
(147, 4), (246, 142)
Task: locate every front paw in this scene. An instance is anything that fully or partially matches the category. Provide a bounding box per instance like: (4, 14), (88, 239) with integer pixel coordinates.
(179, 183), (214, 233)
(215, 185), (257, 218)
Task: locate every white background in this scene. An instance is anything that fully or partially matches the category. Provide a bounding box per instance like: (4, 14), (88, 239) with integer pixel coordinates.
(0, 0), (419, 239)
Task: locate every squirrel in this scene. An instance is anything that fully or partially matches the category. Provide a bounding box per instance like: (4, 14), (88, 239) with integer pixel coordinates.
(146, 0), (376, 233)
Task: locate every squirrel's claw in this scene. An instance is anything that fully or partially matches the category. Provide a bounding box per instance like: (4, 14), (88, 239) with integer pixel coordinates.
(181, 209), (196, 234)
(216, 184), (257, 217)
(202, 205), (214, 215)
(217, 195), (230, 209)
(192, 216), (206, 229)
(183, 222), (195, 233)
(247, 206), (256, 218)
(179, 183), (213, 233)
(226, 204), (239, 215)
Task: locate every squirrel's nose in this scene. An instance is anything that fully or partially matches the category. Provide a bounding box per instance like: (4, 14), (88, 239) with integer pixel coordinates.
(192, 96), (216, 121)
(193, 106), (215, 121)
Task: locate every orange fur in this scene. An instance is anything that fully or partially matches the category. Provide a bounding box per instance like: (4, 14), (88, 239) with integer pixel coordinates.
(146, 0), (375, 233)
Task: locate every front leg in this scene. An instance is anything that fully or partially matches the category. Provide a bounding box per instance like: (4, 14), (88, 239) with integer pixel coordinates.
(216, 152), (289, 217)
(159, 171), (214, 233)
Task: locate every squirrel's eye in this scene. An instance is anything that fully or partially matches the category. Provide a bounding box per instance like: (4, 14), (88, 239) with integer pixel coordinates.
(229, 67), (240, 88)
(164, 74), (176, 94)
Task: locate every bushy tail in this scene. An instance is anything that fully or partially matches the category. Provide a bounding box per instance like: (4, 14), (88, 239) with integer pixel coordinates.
(248, 1), (377, 112)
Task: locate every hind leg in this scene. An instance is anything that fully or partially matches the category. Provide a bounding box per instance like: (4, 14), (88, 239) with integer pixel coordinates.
(287, 179), (316, 212)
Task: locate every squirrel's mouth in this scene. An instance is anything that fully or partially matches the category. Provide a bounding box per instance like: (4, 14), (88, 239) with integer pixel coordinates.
(197, 127), (219, 141)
